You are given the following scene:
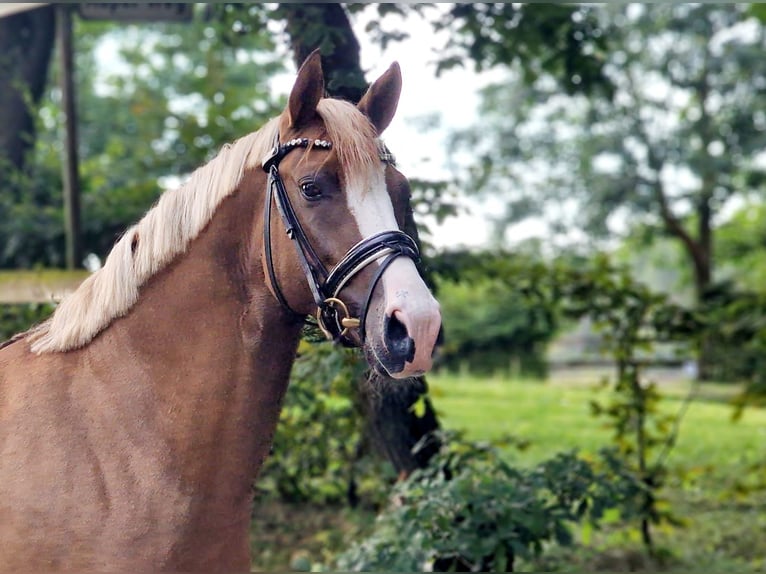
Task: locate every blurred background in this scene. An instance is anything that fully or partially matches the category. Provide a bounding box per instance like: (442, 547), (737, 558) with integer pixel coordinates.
(1, 3), (765, 572)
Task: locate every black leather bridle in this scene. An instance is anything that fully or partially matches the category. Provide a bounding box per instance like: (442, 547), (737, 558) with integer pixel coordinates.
(261, 134), (420, 346)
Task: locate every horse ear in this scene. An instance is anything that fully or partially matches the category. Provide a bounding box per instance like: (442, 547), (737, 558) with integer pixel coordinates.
(288, 50), (325, 129)
(358, 62), (402, 135)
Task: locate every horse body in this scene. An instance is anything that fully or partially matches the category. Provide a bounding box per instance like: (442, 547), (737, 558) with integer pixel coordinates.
(0, 52), (441, 571)
(0, 189), (295, 570)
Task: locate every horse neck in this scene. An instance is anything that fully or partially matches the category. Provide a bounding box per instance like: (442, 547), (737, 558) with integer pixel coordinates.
(86, 170), (303, 517)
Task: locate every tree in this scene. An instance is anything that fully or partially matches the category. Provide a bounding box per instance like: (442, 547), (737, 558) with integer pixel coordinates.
(271, 3), (611, 479)
(273, 3), (444, 477)
(428, 3), (609, 95)
(277, 3), (366, 102)
(716, 202), (766, 292)
(0, 6), (283, 268)
(458, 5), (766, 308)
(0, 6), (55, 182)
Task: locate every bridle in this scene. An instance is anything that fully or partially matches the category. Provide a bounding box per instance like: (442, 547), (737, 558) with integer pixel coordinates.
(261, 133), (420, 346)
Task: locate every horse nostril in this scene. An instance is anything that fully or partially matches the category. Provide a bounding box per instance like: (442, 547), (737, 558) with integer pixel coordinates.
(384, 313), (415, 364)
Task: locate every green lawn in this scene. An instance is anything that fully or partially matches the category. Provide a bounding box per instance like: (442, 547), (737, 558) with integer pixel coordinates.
(429, 371), (766, 475)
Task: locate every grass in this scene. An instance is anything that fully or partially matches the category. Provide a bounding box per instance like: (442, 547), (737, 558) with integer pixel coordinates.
(428, 371), (766, 478)
(250, 369), (766, 572)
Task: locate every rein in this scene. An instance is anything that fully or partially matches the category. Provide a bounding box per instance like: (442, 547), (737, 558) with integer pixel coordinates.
(261, 135), (419, 346)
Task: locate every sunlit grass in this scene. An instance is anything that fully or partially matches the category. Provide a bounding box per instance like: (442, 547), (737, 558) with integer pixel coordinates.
(428, 370), (766, 478)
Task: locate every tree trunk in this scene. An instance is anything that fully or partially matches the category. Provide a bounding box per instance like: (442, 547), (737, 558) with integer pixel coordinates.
(278, 2), (443, 476)
(694, 200), (715, 381)
(0, 5), (55, 190)
(278, 3), (367, 103)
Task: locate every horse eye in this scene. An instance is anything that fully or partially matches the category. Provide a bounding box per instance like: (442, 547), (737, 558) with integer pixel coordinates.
(300, 181), (322, 200)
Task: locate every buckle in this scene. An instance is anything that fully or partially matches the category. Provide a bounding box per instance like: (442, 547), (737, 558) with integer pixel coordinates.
(261, 145), (281, 171)
(317, 297), (360, 341)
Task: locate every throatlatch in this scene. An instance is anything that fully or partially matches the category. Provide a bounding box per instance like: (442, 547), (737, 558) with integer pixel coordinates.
(261, 135), (419, 346)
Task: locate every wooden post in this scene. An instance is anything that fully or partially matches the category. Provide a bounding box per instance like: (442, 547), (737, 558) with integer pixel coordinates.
(56, 4), (82, 269)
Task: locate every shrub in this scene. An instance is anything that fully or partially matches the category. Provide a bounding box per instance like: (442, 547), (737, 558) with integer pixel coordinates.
(0, 303), (55, 342)
(336, 434), (644, 572)
(256, 336), (394, 506)
(434, 276), (556, 378)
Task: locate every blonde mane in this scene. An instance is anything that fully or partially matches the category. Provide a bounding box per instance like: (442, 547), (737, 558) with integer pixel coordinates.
(27, 118), (279, 354)
(27, 99), (383, 355)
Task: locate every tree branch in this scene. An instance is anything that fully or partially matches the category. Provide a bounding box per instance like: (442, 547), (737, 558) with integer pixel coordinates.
(623, 66), (708, 284)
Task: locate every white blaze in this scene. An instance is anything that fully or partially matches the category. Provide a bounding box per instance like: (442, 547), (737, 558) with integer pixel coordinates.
(345, 168), (399, 236)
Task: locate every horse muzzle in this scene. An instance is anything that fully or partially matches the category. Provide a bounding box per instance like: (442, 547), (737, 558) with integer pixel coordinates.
(363, 258), (442, 379)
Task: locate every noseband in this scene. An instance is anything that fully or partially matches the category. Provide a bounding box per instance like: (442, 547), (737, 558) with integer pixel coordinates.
(261, 134), (419, 346)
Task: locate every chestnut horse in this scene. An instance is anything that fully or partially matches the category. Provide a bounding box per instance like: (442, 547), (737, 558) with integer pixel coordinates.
(0, 52), (441, 571)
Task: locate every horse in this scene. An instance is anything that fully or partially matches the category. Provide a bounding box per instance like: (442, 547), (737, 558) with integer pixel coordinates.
(0, 51), (441, 571)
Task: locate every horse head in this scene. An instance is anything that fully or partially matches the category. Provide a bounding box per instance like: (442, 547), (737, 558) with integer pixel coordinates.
(260, 51), (442, 378)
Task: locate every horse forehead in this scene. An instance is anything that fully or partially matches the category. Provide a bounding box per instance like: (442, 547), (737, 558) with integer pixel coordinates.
(279, 112), (386, 194)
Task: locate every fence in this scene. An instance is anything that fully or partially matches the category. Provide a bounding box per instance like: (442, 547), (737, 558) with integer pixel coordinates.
(0, 270), (88, 304)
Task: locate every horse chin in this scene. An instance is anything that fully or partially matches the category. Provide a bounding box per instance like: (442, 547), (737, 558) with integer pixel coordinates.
(364, 344), (407, 380)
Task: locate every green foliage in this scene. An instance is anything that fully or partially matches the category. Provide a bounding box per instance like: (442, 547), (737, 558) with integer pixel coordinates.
(408, 177), (460, 246)
(431, 249), (708, 551)
(433, 4), (611, 96)
(429, 374), (766, 573)
(434, 276), (555, 377)
(251, 375), (766, 573)
(548, 259), (698, 552)
(700, 285), (766, 414)
(346, 4), (610, 96)
(0, 162), (64, 267)
(336, 434), (644, 572)
(3, 6), (283, 268)
(751, 3), (766, 23)
(572, 266), (692, 549)
(0, 303), (55, 341)
(257, 340), (392, 506)
(454, 4), (766, 305)
(716, 202), (766, 293)
(435, 245), (766, 546)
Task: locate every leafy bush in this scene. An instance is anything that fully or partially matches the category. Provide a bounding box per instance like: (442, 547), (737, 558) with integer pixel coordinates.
(257, 337), (394, 506)
(699, 284), (766, 411)
(336, 434), (644, 572)
(0, 303), (55, 342)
